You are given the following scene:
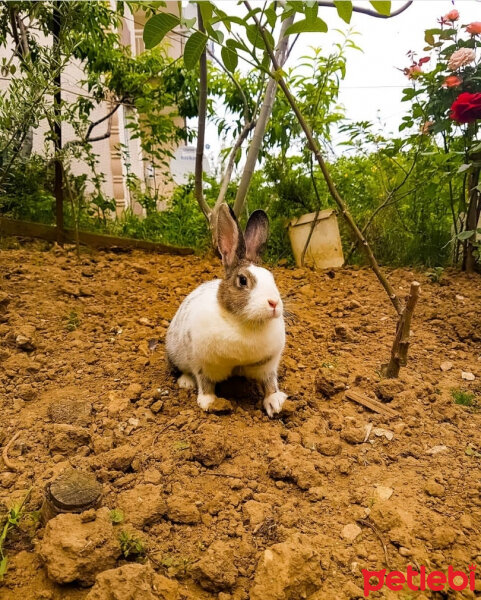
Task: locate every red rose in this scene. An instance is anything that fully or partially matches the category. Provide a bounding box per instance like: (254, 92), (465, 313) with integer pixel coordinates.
(450, 92), (481, 123)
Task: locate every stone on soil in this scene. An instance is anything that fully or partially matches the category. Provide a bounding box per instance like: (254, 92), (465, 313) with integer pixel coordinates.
(190, 424), (230, 467)
(249, 536), (323, 600)
(166, 493), (200, 524)
(190, 540), (238, 592)
(341, 523), (362, 542)
(38, 507), (121, 586)
(117, 484), (166, 528)
(86, 563), (179, 600)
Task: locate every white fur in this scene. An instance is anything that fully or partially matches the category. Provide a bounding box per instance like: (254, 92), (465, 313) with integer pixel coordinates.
(166, 265), (286, 416)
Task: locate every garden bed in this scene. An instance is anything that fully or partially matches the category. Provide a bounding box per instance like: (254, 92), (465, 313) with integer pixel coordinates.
(0, 241), (480, 599)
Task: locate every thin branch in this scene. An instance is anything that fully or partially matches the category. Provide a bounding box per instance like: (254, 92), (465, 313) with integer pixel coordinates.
(215, 119), (257, 210)
(381, 281), (420, 378)
(233, 9), (295, 217)
(317, 1), (413, 19)
(85, 102), (120, 141)
(194, 5), (210, 220)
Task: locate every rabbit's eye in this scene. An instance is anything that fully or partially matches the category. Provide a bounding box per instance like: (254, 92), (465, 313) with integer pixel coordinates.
(238, 274), (248, 287)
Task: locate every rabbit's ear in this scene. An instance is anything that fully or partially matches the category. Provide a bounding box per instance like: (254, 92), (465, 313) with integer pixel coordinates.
(244, 210), (269, 262)
(217, 204), (246, 270)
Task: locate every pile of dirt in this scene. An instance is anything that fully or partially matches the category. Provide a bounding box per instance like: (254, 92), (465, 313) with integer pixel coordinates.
(0, 240), (480, 599)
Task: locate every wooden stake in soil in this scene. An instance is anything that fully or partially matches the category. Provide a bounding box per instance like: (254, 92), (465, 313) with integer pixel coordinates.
(381, 281), (421, 378)
(40, 469), (102, 523)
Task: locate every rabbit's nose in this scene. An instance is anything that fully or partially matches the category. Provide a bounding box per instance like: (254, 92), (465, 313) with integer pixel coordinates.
(268, 299), (278, 309)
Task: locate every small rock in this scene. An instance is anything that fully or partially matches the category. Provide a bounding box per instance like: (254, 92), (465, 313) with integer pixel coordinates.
(49, 424), (90, 454)
(86, 563), (180, 600)
(15, 325), (37, 351)
(374, 486), (393, 501)
(243, 500), (270, 528)
(249, 535), (323, 600)
(117, 484), (166, 528)
(206, 397), (234, 413)
(144, 468), (162, 485)
(440, 361), (453, 372)
(38, 508), (120, 586)
(298, 284), (315, 299)
(461, 371), (475, 381)
(307, 486), (327, 502)
(150, 400), (164, 414)
(107, 392), (129, 416)
(91, 444), (137, 471)
(190, 540), (238, 592)
(191, 424), (230, 467)
(424, 479), (445, 498)
(431, 526), (456, 549)
(315, 368), (347, 398)
(317, 434), (342, 456)
(372, 427), (394, 441)
(334, 324), (358, 342)
(341, 523), (362, 542)
(341, 426), (365, 445)
(131, 263), (149, 275)
(426, 445), (448, 455)
(126, 383), (142, 401)
(166, 494), (200, 524)
(375, 379), (403, 402)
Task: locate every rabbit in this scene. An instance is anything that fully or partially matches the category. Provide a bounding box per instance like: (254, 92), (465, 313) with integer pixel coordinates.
(166, 203), (287, 418)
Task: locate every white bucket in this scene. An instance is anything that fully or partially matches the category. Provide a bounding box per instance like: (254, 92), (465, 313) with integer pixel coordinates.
(287, 209), (344, 269)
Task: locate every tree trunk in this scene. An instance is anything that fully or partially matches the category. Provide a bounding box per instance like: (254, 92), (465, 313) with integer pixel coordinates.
(232, 14), (295, 217)
(194, 5), (210, 220)
(53, 0), (64, 243)
(463, 159), (480, 273)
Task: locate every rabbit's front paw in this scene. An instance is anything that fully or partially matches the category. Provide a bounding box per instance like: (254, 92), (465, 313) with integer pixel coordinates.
(178, 374), (196, 389)
(197, 393), (216, 411)
(264, 391), (287, 418)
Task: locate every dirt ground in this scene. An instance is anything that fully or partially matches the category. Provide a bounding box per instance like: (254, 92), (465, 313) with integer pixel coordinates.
(0, 240), (480, 600)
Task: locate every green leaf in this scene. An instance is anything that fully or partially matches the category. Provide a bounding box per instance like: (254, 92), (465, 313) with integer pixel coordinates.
(424, 31), (435, 45)
(198, 1), (214, 25)
(458, 163), (472, 174)
(369, 1), (391, 16)
(0, 557), (7, 580)
(245, 24), (275, 49)
(457, 230), (475, 241)
(143, 13), (180, 49)
(183, 31), (208, 70)
(221, 44), (238, 72)
(285, 17), (328, 35)
(305, 3), (318, 21)
(334, 1), (353, 24)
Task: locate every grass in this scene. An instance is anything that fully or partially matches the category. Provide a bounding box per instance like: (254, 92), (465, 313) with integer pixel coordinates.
(0, 491), (31, 580)
(118, 530), (146, 560)
(451, 388), (476, 407)
(65, 310), (80, 332)
(172, 441), (190, 452)
(109, 509), (124, 524)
